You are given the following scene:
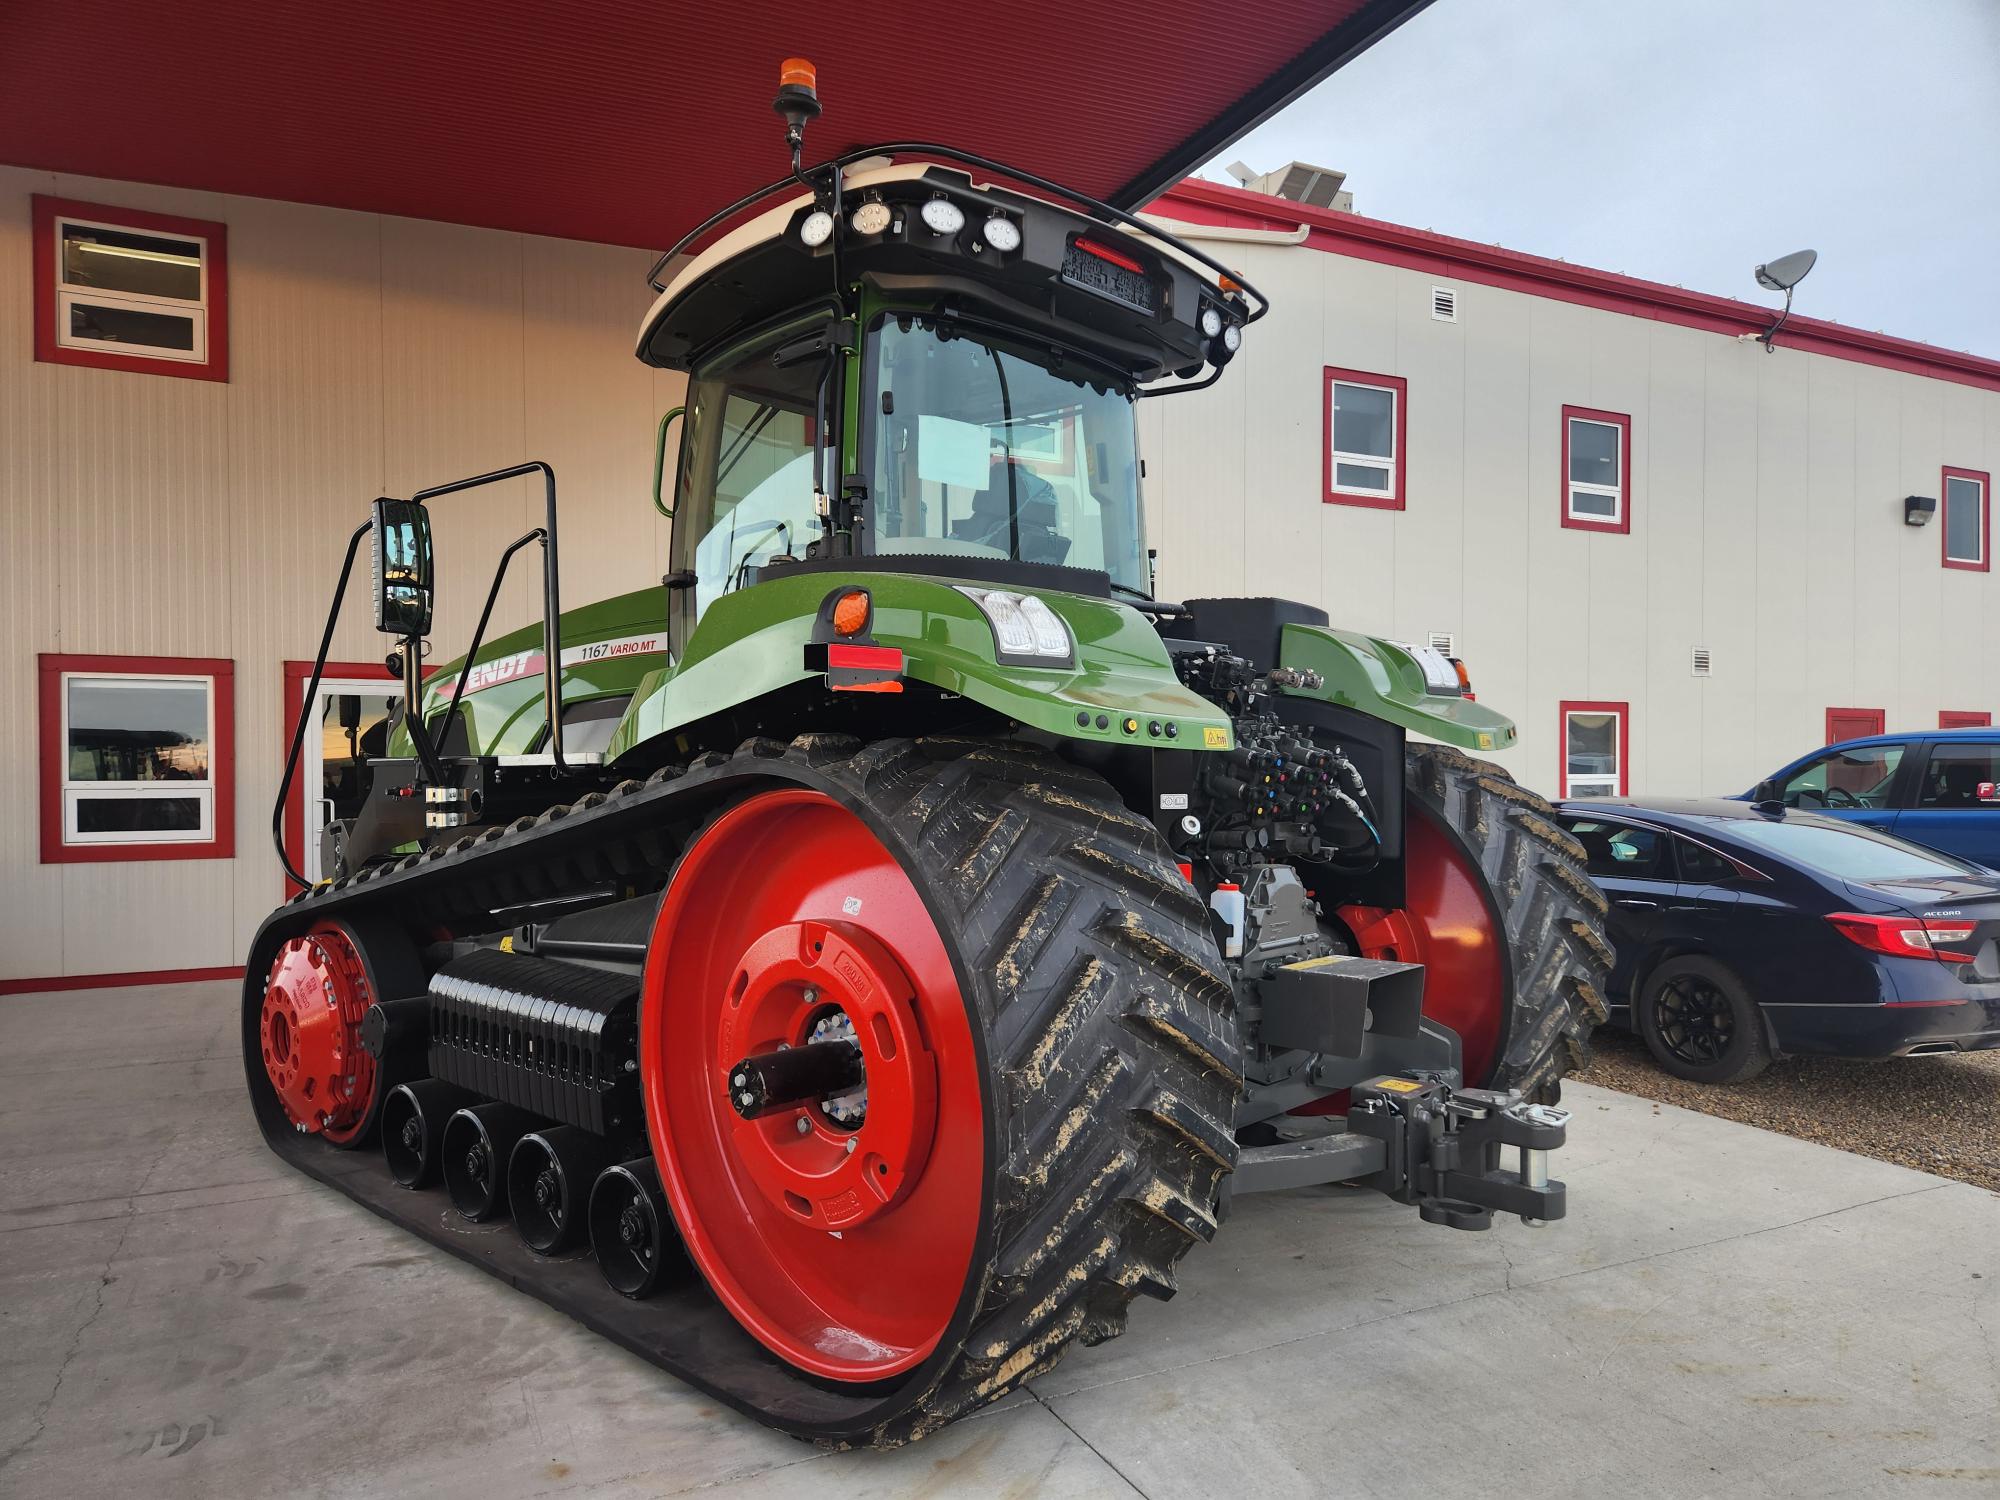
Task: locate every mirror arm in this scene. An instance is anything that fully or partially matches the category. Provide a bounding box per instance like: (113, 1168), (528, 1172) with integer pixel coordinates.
(272, 520), (372, 891)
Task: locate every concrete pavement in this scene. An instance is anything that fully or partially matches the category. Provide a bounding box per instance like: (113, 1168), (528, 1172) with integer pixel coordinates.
(2, 979), (1995, 1498)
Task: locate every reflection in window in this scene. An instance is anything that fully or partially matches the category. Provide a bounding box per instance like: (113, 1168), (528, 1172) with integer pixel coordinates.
(61, 673), (216, 844)
(1775, 744), (1903, 810)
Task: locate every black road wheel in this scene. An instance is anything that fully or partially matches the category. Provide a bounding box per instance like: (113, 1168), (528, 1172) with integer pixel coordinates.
(643, 735), (1245, 1444)
(1638, 955), (1770, 1084)
(1401, 744), (1613, 1102)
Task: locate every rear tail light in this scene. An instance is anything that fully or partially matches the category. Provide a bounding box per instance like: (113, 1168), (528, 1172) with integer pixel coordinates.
(1825, 911), (1978, 964)
(1073, 236), (1145, 274)
(1450, 656), (1475, 699)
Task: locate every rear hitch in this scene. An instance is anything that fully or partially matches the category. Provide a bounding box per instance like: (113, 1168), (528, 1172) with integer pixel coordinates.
(1347, 1074), (1569, 1230)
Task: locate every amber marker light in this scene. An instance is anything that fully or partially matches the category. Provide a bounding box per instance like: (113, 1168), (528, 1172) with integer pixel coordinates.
(832, 590), (871, 636)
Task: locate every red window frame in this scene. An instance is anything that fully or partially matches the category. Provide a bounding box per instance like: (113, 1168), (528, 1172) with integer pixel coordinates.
(280, 660), (435, 896)
(1940, 711), (1992, 729)
(1558, 699), (1630, 798)
(32, 195), (229, 383)
(1323, 367), (1407, 510)
(1825, 707), (1886, 745)
(38, 653), (236, 864)
(1560, 405), (1632, 534)
(1941, 466), (1990, 572)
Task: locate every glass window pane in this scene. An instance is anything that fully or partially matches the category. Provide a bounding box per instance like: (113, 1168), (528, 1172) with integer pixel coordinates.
(1945, 476), (1983, 561)
(1916, 742), (2000, 808)
(75, 795), (205, 833)
(1675, 838), (1737, 883)
(66, 300), (196, 352)
(1567, 819), (1665, 877)
(1334, 461), (1391, 492)
(1566, 711), (1619, 778)
(66, 677), (209, 782)
(60, 223), (202, 301)
(1332, 383), (1394, 459)
(1568, 419), (1620, 487)
(1569, 487), (1616, 517)
(1777, 745), (1902, 808)
(1700, 816), (1976, 881)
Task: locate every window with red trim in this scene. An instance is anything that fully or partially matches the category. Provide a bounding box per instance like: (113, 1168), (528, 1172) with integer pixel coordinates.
(1559, 700), (1628, 797)
(38, 655), (235, 863)
(1561, 406), (1631, 533)
(1941, 466), (1989, 571)
(1940, 711), (1992, 729)
(1324, 368), (1406, 509)
(32, 196), (228, 382)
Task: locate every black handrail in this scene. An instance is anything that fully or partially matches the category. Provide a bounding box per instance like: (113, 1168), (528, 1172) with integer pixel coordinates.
(644, 142), (1269, 324)
(271, 521), (371, 890)
(437, 529), (547, 755)
(414, 461), (566, 772)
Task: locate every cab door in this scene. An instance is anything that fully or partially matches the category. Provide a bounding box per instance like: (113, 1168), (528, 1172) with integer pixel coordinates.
(1893, 737), (2000, 869)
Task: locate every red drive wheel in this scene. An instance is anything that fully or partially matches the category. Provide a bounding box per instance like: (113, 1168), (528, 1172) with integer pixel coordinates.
(259, 922), (379, 1146)
(1338, 802), (1506, 1086)
(640, 788), (982, 1382)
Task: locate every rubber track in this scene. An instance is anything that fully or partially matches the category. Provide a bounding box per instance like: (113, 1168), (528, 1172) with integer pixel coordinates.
(247, 734), (1244, 1446)
(1405, 744), (1611, 1100)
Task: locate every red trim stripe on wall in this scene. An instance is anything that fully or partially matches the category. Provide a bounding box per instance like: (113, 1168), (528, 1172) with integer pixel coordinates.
(0, 965), (244, 997)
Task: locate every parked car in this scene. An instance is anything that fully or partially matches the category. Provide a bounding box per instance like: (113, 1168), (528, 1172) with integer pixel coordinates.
(1748, 729), (2000, 868)
(1554, 797), (2000, 1083)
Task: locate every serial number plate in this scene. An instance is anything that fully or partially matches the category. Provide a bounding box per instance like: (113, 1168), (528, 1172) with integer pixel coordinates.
(1061, 244), (1158, 313)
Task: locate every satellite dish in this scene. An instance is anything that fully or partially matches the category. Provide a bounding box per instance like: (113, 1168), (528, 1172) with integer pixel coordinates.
(1754, 249), (1818, 292)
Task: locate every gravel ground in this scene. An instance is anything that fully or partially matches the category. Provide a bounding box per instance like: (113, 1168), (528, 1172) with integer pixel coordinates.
(1572, 1027), (2000, 1193)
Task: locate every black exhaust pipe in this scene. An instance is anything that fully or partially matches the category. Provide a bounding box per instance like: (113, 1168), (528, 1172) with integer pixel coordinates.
(381, 1079), (477, 1188)
(508, 1126), (613, 1254)
(589, 1159), (692, 1299)
(442, 1102), (540, 1221)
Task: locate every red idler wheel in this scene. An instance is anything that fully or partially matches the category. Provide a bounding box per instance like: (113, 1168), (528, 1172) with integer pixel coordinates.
(1337, 799), (1506, 1087)
(259, 924), (379, 1145)
(641, 788), (981, 1383)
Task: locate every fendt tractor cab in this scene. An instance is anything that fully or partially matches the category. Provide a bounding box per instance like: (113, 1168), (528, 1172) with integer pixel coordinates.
(246, 62), (1608, 1446)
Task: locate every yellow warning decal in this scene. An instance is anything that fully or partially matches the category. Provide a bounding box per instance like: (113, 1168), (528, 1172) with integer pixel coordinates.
(499, 935), (514, 953)
(1283, 955), (1351, 973)
(1371, 1077), (1425, 1094)
(1203, 726), (1229, 748)
(1477, 732), (1494, 750)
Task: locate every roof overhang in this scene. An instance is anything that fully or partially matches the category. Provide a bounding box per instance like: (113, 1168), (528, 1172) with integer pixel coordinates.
(0, 0), (1432, 250)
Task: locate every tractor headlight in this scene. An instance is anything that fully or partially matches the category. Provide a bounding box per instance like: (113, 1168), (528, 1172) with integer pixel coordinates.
(1222, 322), (1241, 353)
(1200, 306), (1223, 339)
(920, 197), (966, 236)
(956, 587), (1074, 662)
(982, 215), (1020, 252)
(798, 209), (835, 247)
(851, 200), (892, 236)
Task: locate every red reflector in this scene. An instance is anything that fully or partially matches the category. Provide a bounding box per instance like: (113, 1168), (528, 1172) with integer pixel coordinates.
(826, 643), (902, 671)
(1074, 236), (1144, 275)
(1176, 861), (1194, 885)
(1825, 911), (1978, 964)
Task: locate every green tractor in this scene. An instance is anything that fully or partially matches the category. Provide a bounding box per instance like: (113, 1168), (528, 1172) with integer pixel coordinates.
(245, 63), (1609, 1446)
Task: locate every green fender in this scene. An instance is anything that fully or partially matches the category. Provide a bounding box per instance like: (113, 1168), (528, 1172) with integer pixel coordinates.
(608, 570), (1234, 760)
(1277, 624), (1518, 753)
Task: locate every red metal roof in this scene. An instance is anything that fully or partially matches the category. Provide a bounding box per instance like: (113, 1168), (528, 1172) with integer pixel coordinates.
(0, 0), (1428, 250)
(1161, 178), (2000, 395)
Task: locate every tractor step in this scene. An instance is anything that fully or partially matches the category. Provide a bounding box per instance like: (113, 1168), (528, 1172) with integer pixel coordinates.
(1232, 1074), (1569, 1230)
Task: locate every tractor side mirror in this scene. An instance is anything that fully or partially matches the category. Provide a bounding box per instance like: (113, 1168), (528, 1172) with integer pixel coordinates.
(370, 498), (434, 638)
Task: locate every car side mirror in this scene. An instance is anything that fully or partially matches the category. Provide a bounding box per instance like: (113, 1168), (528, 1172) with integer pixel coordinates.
(1750, 778), (1777, 802)
(370, 498), (434, 638)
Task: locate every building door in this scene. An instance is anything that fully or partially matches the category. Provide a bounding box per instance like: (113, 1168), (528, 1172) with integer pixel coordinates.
(1825, 707), (1885, 745)
(282, 662), (405, 891)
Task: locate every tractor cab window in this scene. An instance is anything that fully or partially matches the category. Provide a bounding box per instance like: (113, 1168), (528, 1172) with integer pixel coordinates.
(865, 316), (1147, 594)
(674, 335), (824, 623)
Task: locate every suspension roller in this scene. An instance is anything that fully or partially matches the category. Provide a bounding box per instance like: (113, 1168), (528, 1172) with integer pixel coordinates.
(381, 1079), (478, 1188)
(508, 1126), (614, 1254)
(589, 1159), (692, 1299)
(442, 1102), (541, 1221)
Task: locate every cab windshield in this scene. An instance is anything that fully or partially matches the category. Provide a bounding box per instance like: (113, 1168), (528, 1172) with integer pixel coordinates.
(865, 316), (1148, 594)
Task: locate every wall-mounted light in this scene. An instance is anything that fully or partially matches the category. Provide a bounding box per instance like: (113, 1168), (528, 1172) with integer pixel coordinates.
(1905, 494), (1937, 527)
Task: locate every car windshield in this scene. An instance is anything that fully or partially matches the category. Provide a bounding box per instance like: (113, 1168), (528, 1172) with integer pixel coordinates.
(865, 315), (1148, 593)
(1693, 816), (1979, 882)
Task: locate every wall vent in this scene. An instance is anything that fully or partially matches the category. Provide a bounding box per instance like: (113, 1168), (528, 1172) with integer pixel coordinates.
(1427, 631), (1456, 656)
(1691, 646), (1713, 678)
(1430, 285), (1458, 323)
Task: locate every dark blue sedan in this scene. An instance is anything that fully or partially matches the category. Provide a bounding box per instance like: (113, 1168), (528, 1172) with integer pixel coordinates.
(1554, 798), (2000, 1083)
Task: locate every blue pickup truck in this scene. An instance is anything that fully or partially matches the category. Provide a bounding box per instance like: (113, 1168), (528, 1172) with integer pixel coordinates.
(1750, 729), (2000, 869)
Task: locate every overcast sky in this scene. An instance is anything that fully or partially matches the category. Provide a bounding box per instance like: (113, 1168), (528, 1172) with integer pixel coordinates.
(1203, 0), (2000, 357)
